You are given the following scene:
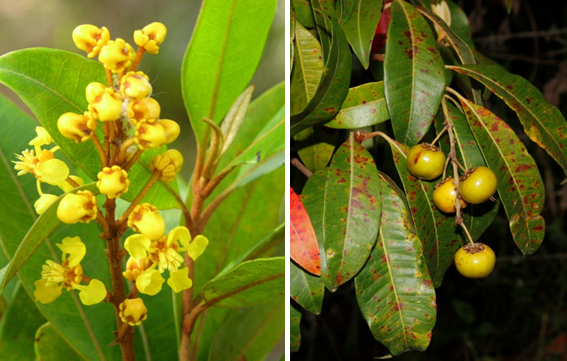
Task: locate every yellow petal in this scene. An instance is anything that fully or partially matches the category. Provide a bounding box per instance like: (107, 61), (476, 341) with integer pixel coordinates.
(29, 127), (53, 147)
(76, 279), (107, 305)
(167, 267), (193, 293)
(34, 279), (63, 304)
(34, 194), (59, 215)
(56, 236), (86, 267)
(36, 159), (70, 185)
(136, 269), (165, 296)
(124, 234), (152, 259)
(187, 235), (209, 261)
(167, 226), (191, 247)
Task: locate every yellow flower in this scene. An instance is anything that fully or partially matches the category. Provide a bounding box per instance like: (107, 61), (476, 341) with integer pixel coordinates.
(86, 83), (123, 122)
(150, 149), (184, 183)
(127, 203), (165, 241)
(134, 22), (167, 54)
(58, 112), (97, 143)
(13, 149), (69, 185)
(99, 38), (135, 74)
(29, 127), (53, 149)
(119, 298), (148, 326)
(134, 119), (167, 149)
(127, 97), (161, 126)
(167, 267), (193, 293)
(74, 279), (107, 306)
(123, 257), (150, 282)
(121, 71), (152, 100)
(97, 166), (129, 199)
(135, 268), (164, 295)
(72, 24), (110, 58)
(34, 193), (59, 215)
(57, 190), (98, 224)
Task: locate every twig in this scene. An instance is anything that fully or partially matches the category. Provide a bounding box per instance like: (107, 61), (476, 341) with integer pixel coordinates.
(291, 158), (313, 178)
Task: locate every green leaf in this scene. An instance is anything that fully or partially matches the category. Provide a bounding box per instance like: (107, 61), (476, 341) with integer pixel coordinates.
(291, 303), (302, 352)
(291, 21), (325, 115)
(340, 0), (383, 69)
(325, 81), (390, 129)
(448, 64), (567, 177)
(384, 0), (445, 146)
(290, 18), (352, 136)
(294, 125), (338, 172)
(0, 48), (179, 209)
(182, 0), (277, 146)
(220, 85), (255, 156)
(290, 262), (324, 314)
(34, 323), (83, 361)
(0, 283), (47, 360)
(355, 177), (436, 356)
(201, 257), (285, 308)
(293, 0), (316, 28)
(208, 301), (284, 361)
(460, 98), (545, 255)
(445, 0), (475, 50)
(0, 182), (98, 293)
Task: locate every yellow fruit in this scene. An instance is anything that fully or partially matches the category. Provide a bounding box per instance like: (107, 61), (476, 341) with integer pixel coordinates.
(406, 143), (446, 180)
(454, 242), (496, 278)
(433, 178), (468, 213)
(459, 166), (497, 204)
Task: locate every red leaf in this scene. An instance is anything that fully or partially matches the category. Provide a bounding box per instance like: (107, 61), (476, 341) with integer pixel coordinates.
(290, 187), (321, 275)
(371, 0), (392, 53)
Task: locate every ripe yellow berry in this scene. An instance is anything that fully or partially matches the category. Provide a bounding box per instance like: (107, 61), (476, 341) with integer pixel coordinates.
(433, 177), (468, 213)
(406, 143), (446, 180)
(454, 242), (496, 278)
(459, 166), (498, 204)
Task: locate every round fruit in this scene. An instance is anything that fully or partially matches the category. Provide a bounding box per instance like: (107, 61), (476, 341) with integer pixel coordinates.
(454, 242), (496, 279)
(433, 178), (468, 213)
(459, 166), (497, 204)
(406, 143), (446, 180)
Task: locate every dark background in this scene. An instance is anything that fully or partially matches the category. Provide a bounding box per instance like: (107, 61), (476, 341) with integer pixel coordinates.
(291, 0), (567, 360)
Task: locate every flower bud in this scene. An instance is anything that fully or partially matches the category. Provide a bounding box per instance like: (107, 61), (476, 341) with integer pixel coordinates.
(72, 25), (110, 58)
(127, 97), (161, 126)
(127, 203), (165, 240)
(134, 22), (167, 54)
(97, 166), (129, 199)
(119, 298), (148, 326)
(98, 38), (135, 74)
(34, 194), (59, 215)
(134, 119), (167, 149)
(156, 119), (180, 144)
(57, 190), (98, 224)
(87, 84), (123, 122)
(122, 257), (150, 282)
(150, 149), (184, 183)
(121, 71), (152, 100)
(58, 112), (97, 143)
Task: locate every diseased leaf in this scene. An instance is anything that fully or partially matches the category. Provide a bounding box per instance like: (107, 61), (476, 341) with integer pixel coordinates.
(290, 18), (351, 136)
(291, 22), (325, 115)
(291, 302), (302, 352)
(448, 64), (567, 177)
(325, 81), (390, 129)
(384, 0), (445, 146)
(460, 98), (545, 254)
(295, 126), (338, 172)
(290, 262), (324, 314)
(355, 177), (436, 356)
(340, 0), (383, 69)
(290, 187), (321, 275)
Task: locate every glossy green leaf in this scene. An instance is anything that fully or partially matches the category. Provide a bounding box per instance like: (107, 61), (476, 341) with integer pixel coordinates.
(0, 283), (47, 360)
(294, 125), (338, 172)
(182, 0), (277, 146)
(434, 102), (499, 243)
(291, 302), (302, 352)
(381, 134), (459, 287)
(290, 18), (351, 137)
(384, 0), (445, 146)
(460, 98), (545, 254)
(325, 81), (390, 129)
(355, 177), (436, 356)
(448, 64), (567, 177)
(291, 22), (325, 115)
(0, 48), (178, 210)
(201, 257), (285, 308)
(321, 133), (382, 288)
(34, 323), (83, 361)
(0, 182), (98, 293)
(340, 0), (383, 69)
(293, 0), (316, 28)
(290, 262), (324, 314)
(208, 301), (284, 361)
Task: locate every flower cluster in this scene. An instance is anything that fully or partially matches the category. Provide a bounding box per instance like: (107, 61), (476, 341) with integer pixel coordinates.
(13, 23), (207, 329)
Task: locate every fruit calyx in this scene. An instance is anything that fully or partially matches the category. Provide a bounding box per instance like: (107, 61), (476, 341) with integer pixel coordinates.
(462, 242), (486, 254)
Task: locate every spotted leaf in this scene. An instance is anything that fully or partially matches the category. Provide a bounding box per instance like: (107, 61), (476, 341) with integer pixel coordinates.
(290, 187), (321, 275)
(290, 262), (324, 314)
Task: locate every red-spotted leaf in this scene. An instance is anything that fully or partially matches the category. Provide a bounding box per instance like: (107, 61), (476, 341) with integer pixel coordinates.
(322, 133), (382, 288)
(291, 302), (302, 352)
(290, 262), (324, 314)
(434, 103), (499, 243)
(355, 175), (436, 356)
(340, 0), (383, 69)
(460, 98), (545, 255)
(290, 187), (321, 275)
(384, 0), (445, 146)
(448, 64), (567, 177)
(381, 134), (459, 287)
(325, 82), (390, 129)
